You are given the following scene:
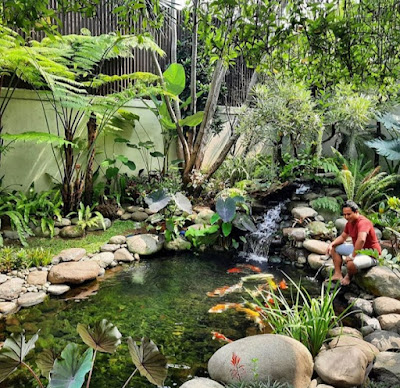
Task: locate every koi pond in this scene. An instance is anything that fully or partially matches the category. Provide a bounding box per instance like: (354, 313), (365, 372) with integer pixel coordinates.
(0, 252), (319, 388)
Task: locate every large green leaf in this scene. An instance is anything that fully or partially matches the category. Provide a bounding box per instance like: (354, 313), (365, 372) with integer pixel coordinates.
(173, 192), (192, 214)
(144, 189), (172, 213)
(233, 213), (257, 232)
(127, 337), (168, 387)
(49, 343), (93, 388)
(222, 222), (232, 237)
(216, 197), (236, 223)
(163, 63), (185, 96)
(178, 111), (204, 127)
(0, 331), (39, 383)
(365, 138), (400, 161)
(77, 319), (122, 353)
(0, 132), (76, 147)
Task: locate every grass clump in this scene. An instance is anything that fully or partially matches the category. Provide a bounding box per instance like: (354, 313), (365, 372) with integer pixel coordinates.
(0, 247), (53, 272)
(249, 276), (353, 358)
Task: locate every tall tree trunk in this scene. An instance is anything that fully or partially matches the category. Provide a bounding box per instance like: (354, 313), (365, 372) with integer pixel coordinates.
(84, 112), (97, 206)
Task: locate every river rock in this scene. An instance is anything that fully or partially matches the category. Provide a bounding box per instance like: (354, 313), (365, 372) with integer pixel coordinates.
(378, 313), (400, 333)
(109, 235), (126, 244)
(27, 271), (48, 286)
(131, 211), (148, 222)
(52, 248), (87, 263)
(194, 209), (215, 225)
(33, 226), (59, 238)
(325, 188), (344, 197)
(121, 213), (132, 220)
(373, 296), (400, 315)
(17, 292), (47, 307)
(308, 254), (332, 270)
(303, 240), (329, 255)
(354, 266), (400, 299)
(372, 351), (400, 384)
(127, 234), (163, 255)
(208, 334), (313, 388)
(47, 285), (71, 295)
(3, 230), (29, 240)
(348, 297), (373, 316)
(0, 278), (24, 300)
(180, 377), (224, 388)
(59, 226), (84, 238)
(364, 330), (400, 351)
(328, 327), (363, 340)
(328, 336), (379, 363)
(100, 244), (120, 252)
(306, 221), (334, 240)
(126, 206), (143, 213)
(355, 313), (381, 330)
(334, 218), (347, 234)
(48, 262), (100, 284)
(164, 237), (191, 251)
(55, 217), (71, 227)
(90, 252), (114, 268)
(291, 207), (318, 220)
(0, 274), (9, 284)
(87, 218), (111, 231)
(287, 202), (309, 211)
(0, 302), (18, 314)
(303, 192), (321, 201)
(114, 248), (135, 262)
(314, 346), (368, 387)
(282, 228), (307, 241)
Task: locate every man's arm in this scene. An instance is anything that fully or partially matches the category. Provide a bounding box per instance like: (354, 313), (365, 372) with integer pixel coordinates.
(349, 231), (367, 259)
(327, 232), (349, 255)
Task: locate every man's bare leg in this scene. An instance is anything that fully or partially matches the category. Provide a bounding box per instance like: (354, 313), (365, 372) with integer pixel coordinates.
(331, 248), (343, 281)
(341, 261), (358, 286)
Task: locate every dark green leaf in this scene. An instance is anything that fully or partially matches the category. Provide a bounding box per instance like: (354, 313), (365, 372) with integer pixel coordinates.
(77, 319), (122, 353)
(216, 197), (236, 222)
(37, 349), (58, 379)
(150, 151), (164, 158)
(114, 137), (130, 143)
(123, 160), (136, 171)
(106, 167), (119, 180)
(127, 337), (168, 387)
(144, 189), (172, 212)
(49, 343), (93, 388)
(115, 155), (129, 164)
(0, 331), (39, 383)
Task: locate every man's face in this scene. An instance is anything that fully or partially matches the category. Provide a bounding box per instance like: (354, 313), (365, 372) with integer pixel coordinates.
(342, 207), (359, 223)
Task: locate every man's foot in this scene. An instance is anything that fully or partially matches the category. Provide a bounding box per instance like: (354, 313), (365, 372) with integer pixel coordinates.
(330, 274), (343, 281)
(340, 275), (351, 286)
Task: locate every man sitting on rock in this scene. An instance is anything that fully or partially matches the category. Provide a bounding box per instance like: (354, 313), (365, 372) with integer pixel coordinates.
(326, 200), (381, 285)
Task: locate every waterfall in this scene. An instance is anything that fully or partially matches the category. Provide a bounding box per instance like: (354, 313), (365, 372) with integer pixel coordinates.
(240, 202), (287, 263)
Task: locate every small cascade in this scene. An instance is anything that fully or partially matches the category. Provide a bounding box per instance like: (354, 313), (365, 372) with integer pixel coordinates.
(240, 201), (287, 263)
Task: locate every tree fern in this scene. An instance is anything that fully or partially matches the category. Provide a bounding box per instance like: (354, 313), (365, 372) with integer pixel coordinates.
(0, 132), (76, 147)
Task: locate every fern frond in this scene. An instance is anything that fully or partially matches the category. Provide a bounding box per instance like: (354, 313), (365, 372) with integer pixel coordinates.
(0, 132), (77, 147)
(310, 197), (342, 213)
(360, 166), (381, 184)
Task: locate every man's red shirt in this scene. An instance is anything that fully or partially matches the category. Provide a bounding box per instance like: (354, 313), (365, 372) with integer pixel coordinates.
(344, 215), (381, 254)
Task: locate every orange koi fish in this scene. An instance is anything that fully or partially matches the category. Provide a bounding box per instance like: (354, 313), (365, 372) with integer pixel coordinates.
(267, 278), (278, 290)
(279, 279), (288, 290)
(211, 331), (233, 343)
(236, 306), (265, 330)
(208, 303), (242, 313)
(237, 264), (262, 273)
(206, 282), (243, 297)
(227, 267), (242, 274)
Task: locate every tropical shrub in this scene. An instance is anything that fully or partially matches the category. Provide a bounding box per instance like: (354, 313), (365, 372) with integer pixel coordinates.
(0, 319), (167, 387)
(68, 203), (106, 236)
(0, 247), (52, 272)
(249, 276), (353, 358)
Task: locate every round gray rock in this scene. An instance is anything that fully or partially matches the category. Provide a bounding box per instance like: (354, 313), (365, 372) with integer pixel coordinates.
(378, 313), (400, 333)
(372, 351), (400, 385)
(131, 211), (149, 222)
(17, 292), (47, 307)
(59, 226), (84, 238)
(47, 284), (71, 296)
(208, 334), (313, 388)
(114, 248), (135, 262)
(109, 235), (126, 244)
(180, 377), (224, 388)
(364, 330), (400, 351)
(334, 218), (347, 234)
(291, 207), (318, 219)
(127, 234), (164, 255)
(100, 244), (120, 252)
(0, 278), (24, 300)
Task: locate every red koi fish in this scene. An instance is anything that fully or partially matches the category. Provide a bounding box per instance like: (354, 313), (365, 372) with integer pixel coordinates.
(279, 279), (288, 290)
(237, 264), (262, 273)
(227, 267), (242, 273)
(211, 331), (233, 343)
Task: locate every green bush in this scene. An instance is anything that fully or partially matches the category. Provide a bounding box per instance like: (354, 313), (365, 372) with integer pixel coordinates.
(0, 247), (53, 272)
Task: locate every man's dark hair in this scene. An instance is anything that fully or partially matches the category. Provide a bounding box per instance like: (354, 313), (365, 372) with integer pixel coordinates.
(342, 200), (359, 212)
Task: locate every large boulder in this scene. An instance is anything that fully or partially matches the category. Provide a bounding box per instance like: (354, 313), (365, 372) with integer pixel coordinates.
(48, 262), (100, 284)
(373, 296), (400, 315)
(127, 234), (164, 255)
(303, 240), (330, 255)
(59, 226), (84, 238)
(0, 278), (24, 300)
(334, 218), (347, 234)
(52, 248), (86, 263)
(208, 334), (313, 388)
(354, 266), (400, 299)
(180, 377), (224, 388)
(314, 347), (368, 388)
(291, 207), (318, 220)
(372, 351), (400, 385)
(364, 330), (400, 351)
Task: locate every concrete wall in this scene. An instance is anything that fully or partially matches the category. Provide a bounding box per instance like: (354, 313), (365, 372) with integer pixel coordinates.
(0, 89), (171, 192)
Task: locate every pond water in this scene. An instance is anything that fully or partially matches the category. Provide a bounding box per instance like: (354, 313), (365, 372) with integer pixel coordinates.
(0, 252), (319, 388)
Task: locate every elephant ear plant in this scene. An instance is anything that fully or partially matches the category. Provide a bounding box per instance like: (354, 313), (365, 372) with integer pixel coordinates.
(0, 319), (168, 388)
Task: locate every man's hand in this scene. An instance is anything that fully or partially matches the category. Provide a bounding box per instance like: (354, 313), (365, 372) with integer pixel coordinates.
(327, 243), (333, 255)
